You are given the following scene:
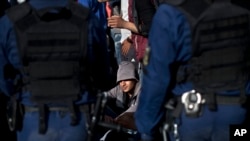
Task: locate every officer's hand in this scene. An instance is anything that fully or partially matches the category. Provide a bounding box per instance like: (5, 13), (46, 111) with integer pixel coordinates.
(114, 112), (137, 130)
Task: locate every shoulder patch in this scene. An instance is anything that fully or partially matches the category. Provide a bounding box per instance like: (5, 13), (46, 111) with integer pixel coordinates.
(143, 45), (151, 67)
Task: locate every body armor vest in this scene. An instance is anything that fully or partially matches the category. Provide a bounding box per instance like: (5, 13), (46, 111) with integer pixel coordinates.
(6, 1), (90, 133)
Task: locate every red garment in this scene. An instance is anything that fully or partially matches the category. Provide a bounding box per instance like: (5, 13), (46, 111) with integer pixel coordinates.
(106, 2), (112, 18)
(133, 35), (148, 61)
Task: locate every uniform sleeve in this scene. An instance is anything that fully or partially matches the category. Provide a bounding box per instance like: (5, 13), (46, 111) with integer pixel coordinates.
(0, 16), (21, 96)
(78, 0), (107, 30)
(87, 12), (112, 91)
(134, 4), (192, 139)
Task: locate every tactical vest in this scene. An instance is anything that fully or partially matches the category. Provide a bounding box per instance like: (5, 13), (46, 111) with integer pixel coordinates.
(164, 0), (250, 108)
(6, 1), (90, 133)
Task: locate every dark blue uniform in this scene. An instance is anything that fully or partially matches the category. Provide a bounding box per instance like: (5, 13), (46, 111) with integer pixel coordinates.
(0, 0), (111, 141)
(135, 3), (250, 141)
(78, 0), (107, 31)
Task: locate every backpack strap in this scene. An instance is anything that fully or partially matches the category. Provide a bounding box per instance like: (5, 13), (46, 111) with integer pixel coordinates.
(163, 0), (210, 26)
(132, 0), (139, 29)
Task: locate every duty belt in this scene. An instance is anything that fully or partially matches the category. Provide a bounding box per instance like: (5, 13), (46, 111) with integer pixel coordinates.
(23, 104), (92, 134)
(171, 90), (248, 118)
(24, 105), (90, 113)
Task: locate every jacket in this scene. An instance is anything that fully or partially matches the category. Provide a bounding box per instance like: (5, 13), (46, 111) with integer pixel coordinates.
(107, 82), (141, 113)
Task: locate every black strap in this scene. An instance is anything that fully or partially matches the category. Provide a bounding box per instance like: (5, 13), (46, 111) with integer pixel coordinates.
(240, 86), (247, 104)
(172, 100), (183, 119)
(6, 2), (32, 23)
(163, 0), (210, 22)
(204, 92), (217, 111)
(68, 101), (78, 126)
(38, 104), (47, 134)
(131, 0), (139, 32)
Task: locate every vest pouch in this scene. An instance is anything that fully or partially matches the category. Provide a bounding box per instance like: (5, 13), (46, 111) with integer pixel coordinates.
(29, 61), (79, 79)
(28, 61), (81, 103)
(30, 79), (80, 103)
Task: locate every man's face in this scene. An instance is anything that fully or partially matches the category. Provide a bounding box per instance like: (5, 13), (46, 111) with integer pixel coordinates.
(119, 79), (136, 93)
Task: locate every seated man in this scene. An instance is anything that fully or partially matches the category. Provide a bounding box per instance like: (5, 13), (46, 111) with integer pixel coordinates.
(101, 61), (141, 140)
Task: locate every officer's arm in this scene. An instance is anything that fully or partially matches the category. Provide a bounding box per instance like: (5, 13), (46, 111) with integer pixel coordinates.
(134, 4), (192, 140)
(0, 16), (20, 97)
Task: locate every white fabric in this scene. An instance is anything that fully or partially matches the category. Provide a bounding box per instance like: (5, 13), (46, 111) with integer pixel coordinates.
(100, 130), (112, 141)
(120, 0), (131, 43)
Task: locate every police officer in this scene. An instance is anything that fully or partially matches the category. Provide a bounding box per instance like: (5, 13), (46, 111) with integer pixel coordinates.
(0, 0), (112, 141)
(135, 0), (250, 141)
